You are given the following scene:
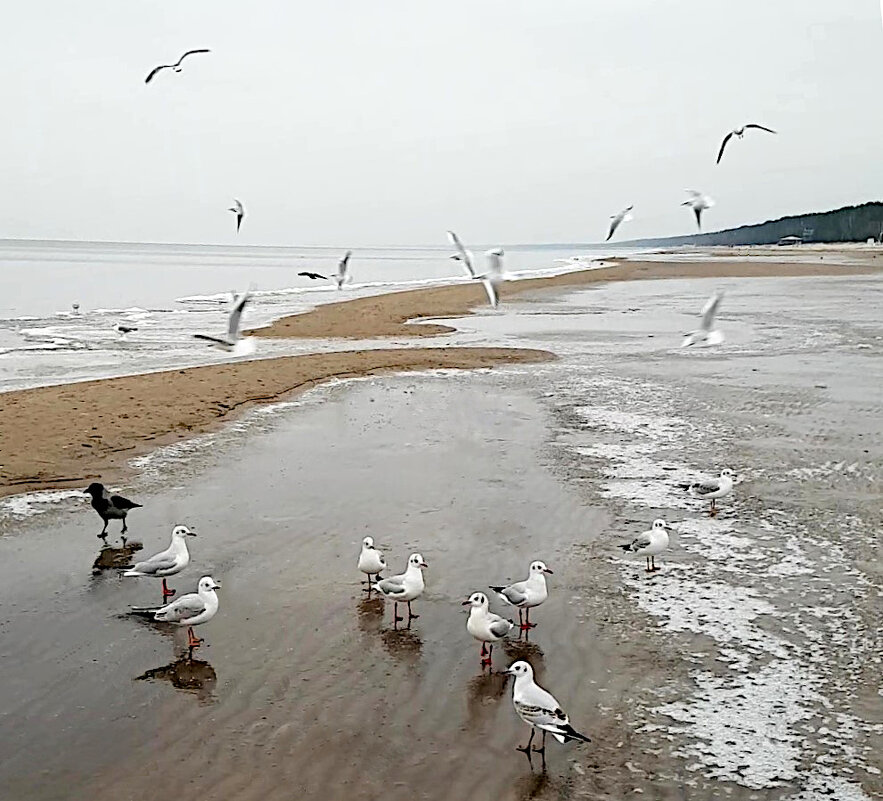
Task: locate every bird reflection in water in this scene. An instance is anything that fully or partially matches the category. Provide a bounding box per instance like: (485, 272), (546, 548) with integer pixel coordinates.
(380, 627), (422, 665)
(92, 540), (143, 574)
(465, 670), (509, 729)
(356, 595), (385, 635)
(503, 638), (545, 669)
(135, 657), (217, 703)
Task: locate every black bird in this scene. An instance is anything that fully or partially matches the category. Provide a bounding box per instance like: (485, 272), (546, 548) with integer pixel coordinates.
(145, 49), (211, 84)
(84, 482), (142, 539)
(298, 271), (328, 281)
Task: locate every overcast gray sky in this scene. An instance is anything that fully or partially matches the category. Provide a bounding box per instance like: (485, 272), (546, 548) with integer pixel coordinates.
(2, 1), (881, 245)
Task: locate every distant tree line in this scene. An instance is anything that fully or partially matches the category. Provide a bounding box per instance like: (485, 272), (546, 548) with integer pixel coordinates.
(621, 201), (883, 247)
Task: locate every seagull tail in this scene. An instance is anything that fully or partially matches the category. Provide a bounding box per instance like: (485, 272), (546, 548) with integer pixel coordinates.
(129, 605), (161, 617)
(560, 724), (591, 744)
(618, 544), (633, 552)
(677, 482), (693, 491)
(121, 568), (141, 577)
(488, 585), (506, 594)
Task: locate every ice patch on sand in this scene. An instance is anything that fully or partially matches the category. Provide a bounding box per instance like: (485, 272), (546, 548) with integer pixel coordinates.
(0, 488), (86, 520)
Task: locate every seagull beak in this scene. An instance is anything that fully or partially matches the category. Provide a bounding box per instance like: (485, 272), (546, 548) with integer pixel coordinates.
(543, 568), (554, 575)
(665, 525), (675, 532)
(420, 562), (429, 569)
(461, 599), (472, 606)
(187, 530), (197, 537)
(212, 582), (222, 590)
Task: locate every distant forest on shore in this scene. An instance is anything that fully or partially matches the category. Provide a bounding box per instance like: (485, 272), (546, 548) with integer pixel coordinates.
(621, 201), (883, 248)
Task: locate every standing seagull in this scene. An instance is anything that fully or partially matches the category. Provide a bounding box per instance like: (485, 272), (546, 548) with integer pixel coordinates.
(123, 524), (196, 601)
(606, 205), (634, 241)
(490, 560), (553, 631)
(717, 124), (777, 164)
(357, 536), (386, 591)
(682, 291), (724, 347)
(144, 49), (211, 84)
(134, 576), (221, 656)
(84, 482), (142, 540)
(373, 553), (428, 623)
(683, 469), (735, 516)
(194, 289), (251, 351)
(506, 661), (591, 759)
(228, 199), (245, 233)
(334, 251), (352, 290)
(681, 190), (714, 230)
(619, 519), (674, 572)
(463, 592), (514, 668)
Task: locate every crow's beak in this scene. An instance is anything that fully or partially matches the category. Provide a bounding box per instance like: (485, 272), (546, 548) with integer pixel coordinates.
(543, 568), (554, 575)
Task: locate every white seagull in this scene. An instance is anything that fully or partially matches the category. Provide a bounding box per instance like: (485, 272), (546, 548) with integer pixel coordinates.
(619, 519), (673, 573)
(506, 661), (591, 758)
(681, 190), (714, 231)
(489, 560), (553, 631)
(145, 49), (211, 84)
(228, 199), (245, 233)
(682, 290), (724, 348)
(373, 553), (428, 623)
(446, 230), (502, 308)
(193, 289), (252, 352)
(463, 591), (515, 668)
(124, 525), (196, 601)
(358, 536), (386, 590)
(334, 250), (352, 290)
(717, 124), (777, 164)
(134, 576), (221, 655)
(606, 205), (634, 241)
(682, 468), (735, 516)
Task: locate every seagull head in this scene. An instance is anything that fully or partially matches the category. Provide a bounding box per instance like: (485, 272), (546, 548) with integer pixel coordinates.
(84, 483), (105, 498)
(362, 536), (375, 549)
(409, 553), (428, 570)
(720, 468), (735, 480)
(652, 519), (675, 532)
(462, 592), (489, 609)
(172, 524), (196, 539)
(505, 660), (534, 678)
(198, 576), (221, 593)
(529, 560), (553, 576)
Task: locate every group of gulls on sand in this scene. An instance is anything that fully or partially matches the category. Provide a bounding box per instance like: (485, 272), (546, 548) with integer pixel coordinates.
(606, 122), (777, 239)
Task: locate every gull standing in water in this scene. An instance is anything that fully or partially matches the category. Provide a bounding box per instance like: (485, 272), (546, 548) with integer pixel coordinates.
(506, 661), (591, 759)
(446, 230), (502, 308)
(463, 592), (514, 668)
(682, 291), (724, 347)
(373, 553), (428, 623)
(134, 576), (221, 656)
(194, 289), (253, 353)
(606, 204), (634, 241)
(682, 468), (735, 516)
(490, 560), (553, 631)
(144, 49), (211, 84)
(228, 199), (245, 233)
(334, 251), (352, 290)
(358, 536), (386, 591)
(716, 124), (777, 164)
(124, 525), (197, 601)
(681, 190), (714, 230)
(619, 519), (674, 572)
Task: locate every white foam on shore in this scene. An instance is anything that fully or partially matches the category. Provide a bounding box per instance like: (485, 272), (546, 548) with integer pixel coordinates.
(0, 488), (85, 521)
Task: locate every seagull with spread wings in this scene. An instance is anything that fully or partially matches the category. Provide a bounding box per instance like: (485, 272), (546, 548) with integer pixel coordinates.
(717, 124), (777, 164)
(334, 251), (352, 290)
(228, 198), (245, 233)
(681, 190), (714, 231)
(606, 204), (634, 241)
(194, 289), (251, 350)
(446, 230), (503, 308)
(145, 49), (211, 84)
(682, 290), (724, 347)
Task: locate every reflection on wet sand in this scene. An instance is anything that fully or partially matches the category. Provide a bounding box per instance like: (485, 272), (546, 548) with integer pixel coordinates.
(465, 671), (509, 729)
(512, 765), (572, 798)
(379, 627), (422, 665)
(356, 595), (385, 635)
(135, 657), (217, 703)
(91, 541), (143, 574)
(502, 638), (545, 670)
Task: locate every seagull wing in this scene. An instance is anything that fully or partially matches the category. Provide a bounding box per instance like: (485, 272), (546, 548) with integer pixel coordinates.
(145, 64), (170, 84)
(155, 592), (207, 623)
(745, 124), (776, 134)
(694, 206), (703, 230)
(628, 532), (652, 551)
(606, 215), (622, 241)
(489, 618), (513, 638)
(338, 250), (352, 279)
(193, 333), (232, 346)
(176, 49), (211, 67)
(446, 230), (475, 277)
(227, 291), (250, 339)
(716, 132), (734, 164)
(481, 278), (499, 308)
(691, 477), (721, 496)
(699, 291), (723, 331)
(130, 553), (178, 576)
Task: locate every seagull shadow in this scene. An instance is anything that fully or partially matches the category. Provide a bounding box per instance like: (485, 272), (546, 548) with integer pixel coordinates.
(356, 596), (385, 635)
(91, 540), (143, 575)
(503, 638), (545, 668)
(379, 627), (422, 665)
(135, 656), (217, 704)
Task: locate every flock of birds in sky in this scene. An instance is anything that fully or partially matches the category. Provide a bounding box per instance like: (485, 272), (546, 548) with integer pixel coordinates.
(61, 45), (754, 766)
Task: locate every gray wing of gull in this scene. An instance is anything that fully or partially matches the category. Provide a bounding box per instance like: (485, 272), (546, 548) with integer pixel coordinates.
(699, 292), (722, 331)
(145, 64), (171, 84)
(716, 132), (734, 164)
(692, 478), (721, 495)
(489, 618), (512, 638)
(481, 278), (499, 308)
(194, 333), (232, 346)
(745, 124), (776, 134)
(630, 532), (652, 550)
(132, 554), (177, 575)
(227, 291), (250, 339)
(500, 583), (528, 605)
(176, 49), (211, 66)
(446, 230), (475, 277)
(376, 578), (407, 595)
(606, 217), (620, 241)
(155, 593), (206, 623)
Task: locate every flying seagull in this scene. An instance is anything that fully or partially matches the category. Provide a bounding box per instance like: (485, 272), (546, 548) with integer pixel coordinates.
(446, 230), (503, 308)
(606, 204), (634, 241)
(228, 199), (245, 233)
(682, 290), (724, 347)
(298, 271), (328, 281)
(334, 251), (352, 290)
(145, 49), (211, 84)
(681, 190), (714, 230)
(194, 289), (250, 350)
(717, 124), (777, 164)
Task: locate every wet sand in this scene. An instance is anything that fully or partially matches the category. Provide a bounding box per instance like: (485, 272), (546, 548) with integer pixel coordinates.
(0, 347), (550, 500)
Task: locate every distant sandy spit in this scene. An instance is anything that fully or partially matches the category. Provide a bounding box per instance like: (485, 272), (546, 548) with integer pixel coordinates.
(0, 347), (551, 499)
(252, 257), (879, 340)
